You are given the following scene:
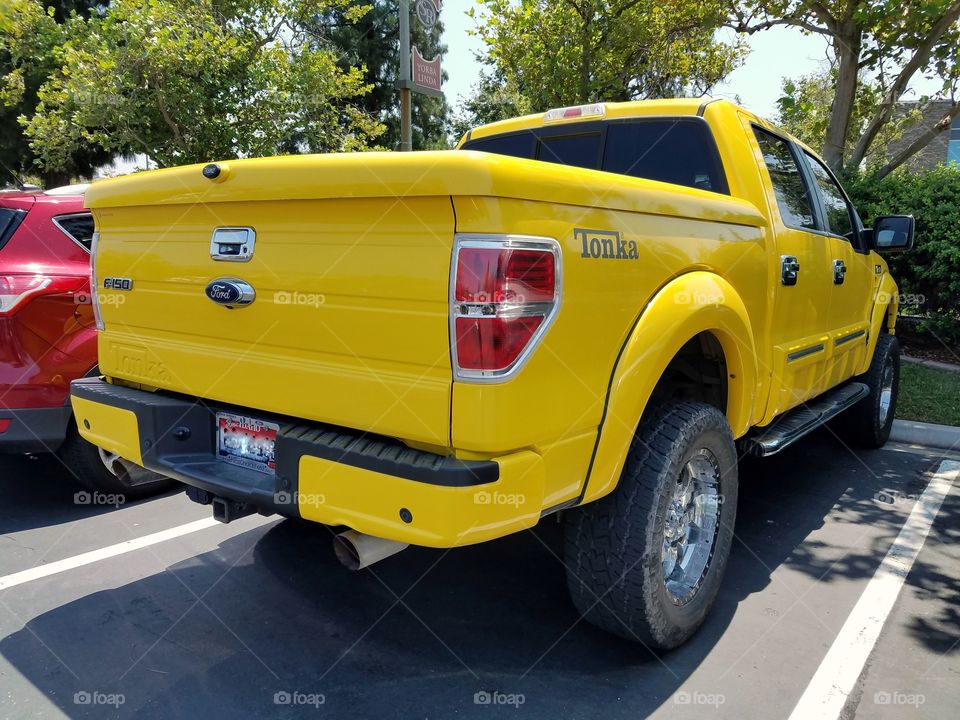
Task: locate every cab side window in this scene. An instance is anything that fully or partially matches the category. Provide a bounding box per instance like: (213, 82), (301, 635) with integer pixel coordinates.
(801, 152), (855, 239)
(752, 128), (817, 230)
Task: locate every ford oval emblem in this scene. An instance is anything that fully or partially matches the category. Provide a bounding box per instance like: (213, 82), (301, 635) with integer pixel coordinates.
(205, 278), (255, 308)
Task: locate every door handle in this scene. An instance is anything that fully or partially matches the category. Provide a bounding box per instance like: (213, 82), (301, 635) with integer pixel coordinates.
(833, 259), (847, 285)
(781, 255), (800, 286)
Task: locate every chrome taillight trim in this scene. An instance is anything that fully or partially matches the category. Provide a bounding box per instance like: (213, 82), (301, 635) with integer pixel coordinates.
(450, 233), (562, 383)
(89, 231), (104, 331)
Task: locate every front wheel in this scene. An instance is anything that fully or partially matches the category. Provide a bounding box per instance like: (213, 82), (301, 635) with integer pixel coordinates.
(564, 401), (738, 649)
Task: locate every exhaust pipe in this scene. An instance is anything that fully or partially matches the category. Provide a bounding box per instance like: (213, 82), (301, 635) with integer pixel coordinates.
(334, 530), (408, 571)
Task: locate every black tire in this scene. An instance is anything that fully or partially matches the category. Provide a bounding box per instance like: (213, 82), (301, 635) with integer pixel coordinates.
(842, 334), (900, 448)
(57, 420), (175, 500)
(564, 401), (738, 649)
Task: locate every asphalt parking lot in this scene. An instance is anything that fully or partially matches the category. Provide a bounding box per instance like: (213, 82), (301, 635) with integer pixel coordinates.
(0, 432), (957, 719)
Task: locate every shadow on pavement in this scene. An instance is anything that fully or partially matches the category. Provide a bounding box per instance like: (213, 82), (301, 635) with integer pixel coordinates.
(0, 434), (946, 719)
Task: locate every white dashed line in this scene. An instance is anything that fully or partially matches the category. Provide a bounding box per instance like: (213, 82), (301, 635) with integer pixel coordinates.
(0, 517), (223, 591)
(788, 459), (957, 720)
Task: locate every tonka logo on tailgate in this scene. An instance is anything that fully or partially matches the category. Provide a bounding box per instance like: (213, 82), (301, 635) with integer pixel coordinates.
(575, 228), (639, 260)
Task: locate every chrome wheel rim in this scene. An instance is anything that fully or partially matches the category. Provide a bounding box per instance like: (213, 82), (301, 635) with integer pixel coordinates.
(661, 449), (722, 605)
(878, 355), (895, 426)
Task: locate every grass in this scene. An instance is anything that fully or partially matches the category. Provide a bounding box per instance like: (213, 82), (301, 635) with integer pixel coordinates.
(896, 362), (960, 426)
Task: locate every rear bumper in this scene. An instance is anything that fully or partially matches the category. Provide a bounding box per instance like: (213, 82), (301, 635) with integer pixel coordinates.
(0, 405), (72, 453)
(70, 377), (546, 547)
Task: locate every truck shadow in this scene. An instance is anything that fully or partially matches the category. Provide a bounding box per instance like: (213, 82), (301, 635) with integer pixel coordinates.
(0, 434), (949, 718)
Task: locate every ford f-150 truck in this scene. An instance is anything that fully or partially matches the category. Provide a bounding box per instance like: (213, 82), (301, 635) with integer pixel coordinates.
(70, 98), (913, 649)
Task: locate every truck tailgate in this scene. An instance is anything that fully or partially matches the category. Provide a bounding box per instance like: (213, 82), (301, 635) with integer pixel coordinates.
(90, 192), (454, 448)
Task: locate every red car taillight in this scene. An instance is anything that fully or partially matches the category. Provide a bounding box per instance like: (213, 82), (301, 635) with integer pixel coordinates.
(451, 236), (561, 380)
(0, 273), (85, 316)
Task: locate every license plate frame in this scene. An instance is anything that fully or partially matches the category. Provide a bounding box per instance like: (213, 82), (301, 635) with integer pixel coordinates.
(215, 411), (279, 476)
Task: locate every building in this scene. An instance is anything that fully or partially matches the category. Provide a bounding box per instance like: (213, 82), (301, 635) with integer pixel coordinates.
(886, 100), (960, 170)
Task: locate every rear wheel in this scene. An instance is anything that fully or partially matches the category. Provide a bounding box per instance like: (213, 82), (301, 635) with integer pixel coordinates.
(57, 420), (174, 499)
(564, 401), (738, 649)
(843, 334), (899, 448)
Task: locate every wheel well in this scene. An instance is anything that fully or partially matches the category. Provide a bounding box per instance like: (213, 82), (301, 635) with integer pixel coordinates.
(647, 332), (728, 415)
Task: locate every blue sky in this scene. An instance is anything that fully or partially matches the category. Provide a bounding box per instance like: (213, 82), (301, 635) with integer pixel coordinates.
(440, 2), (942, 121)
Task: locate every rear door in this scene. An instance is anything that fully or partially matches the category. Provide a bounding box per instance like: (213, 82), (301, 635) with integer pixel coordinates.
(797, 151), (873, 384)
(750, 126), (837, 419)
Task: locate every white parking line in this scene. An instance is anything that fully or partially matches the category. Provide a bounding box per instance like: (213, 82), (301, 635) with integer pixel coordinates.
(788, 459), (958, 720)
(0, 517), (222, 591)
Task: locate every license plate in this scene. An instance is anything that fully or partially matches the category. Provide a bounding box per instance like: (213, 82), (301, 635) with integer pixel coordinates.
(216, 412), (278, 475)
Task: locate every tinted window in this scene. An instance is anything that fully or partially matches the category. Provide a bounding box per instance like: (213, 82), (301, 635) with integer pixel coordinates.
(463, 133), (536, 160)
(603, 120), (728, 193)
(802, 152), (854, 238)
(538, 133), (601, 169)
(0, 208), (27, 252)
(753, 128), (816, 230)
(55, 213), (95, 251)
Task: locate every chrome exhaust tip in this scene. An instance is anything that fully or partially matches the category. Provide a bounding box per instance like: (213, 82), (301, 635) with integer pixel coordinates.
(333, 529), (408, 571)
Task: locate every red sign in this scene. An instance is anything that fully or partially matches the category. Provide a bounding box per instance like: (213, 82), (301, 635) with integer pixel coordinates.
(412, 46), (442, 93)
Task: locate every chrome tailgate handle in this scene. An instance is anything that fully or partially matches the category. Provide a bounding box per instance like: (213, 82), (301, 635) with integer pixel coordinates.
(210, 227), (256, 262)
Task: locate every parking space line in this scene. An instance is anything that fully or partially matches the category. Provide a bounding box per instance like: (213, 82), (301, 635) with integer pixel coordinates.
(788, 459), (958, 720)
(0, 517), (222, 591)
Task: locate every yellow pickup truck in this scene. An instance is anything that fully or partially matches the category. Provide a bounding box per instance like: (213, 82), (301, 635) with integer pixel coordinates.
(71, 98), (913, 649)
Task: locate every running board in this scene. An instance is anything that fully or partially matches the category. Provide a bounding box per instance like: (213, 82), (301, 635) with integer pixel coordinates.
(741, 382), (869, 457)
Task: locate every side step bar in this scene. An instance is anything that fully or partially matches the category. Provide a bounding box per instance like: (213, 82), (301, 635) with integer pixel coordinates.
(741, 382), (869, 457)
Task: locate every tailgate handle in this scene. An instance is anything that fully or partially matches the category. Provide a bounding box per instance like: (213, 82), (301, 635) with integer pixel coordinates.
(211, 227), (256, 262)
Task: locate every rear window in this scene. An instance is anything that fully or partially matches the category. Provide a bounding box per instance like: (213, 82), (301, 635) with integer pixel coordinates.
(462, 117), (728, 194)
(54, 213), (95, 251)
(0, 208), (27, 253)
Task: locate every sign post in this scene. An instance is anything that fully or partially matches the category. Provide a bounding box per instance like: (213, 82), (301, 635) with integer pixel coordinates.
(397, 0), (443, 151)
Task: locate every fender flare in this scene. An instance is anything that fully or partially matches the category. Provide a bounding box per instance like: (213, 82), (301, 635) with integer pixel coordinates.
(862, 273), (900, 375)
(578, 272), (758, 505)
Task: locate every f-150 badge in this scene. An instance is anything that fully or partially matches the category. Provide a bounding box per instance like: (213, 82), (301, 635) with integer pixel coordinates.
(576, 228), (639, 260)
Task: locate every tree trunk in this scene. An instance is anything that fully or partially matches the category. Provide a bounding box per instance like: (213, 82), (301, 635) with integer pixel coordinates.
(41, 169), (72, 190)
(822, 28), (861, 172)
(580, 13), (592, 102)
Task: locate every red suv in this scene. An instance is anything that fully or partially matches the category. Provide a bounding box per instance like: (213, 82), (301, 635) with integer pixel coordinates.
(0, 185), (169, 497)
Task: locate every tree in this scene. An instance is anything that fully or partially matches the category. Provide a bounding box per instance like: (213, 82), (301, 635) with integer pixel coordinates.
(470, 0), (745, 111)
(450, 70), (532, 141)
(730, 0), (960, 176)
(777, 70), (922, 168)
(314, 0), (450, 149)
(5, 0), (385, 174)
(0, 0), (107, 187)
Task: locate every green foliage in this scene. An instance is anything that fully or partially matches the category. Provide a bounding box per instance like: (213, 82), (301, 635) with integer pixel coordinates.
(777, 71), (921, 164)
(845, 165), (960, 342)
(3, 0), (385, 172)
(471, 0), (745, 111)
(0, 0), (107, 185)
(315, 0), (450, 150)
(450, 70), (532, 141)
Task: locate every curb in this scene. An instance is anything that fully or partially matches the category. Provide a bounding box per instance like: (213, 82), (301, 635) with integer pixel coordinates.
(901, 354), (960, 374)
(890, 419), (960, 451)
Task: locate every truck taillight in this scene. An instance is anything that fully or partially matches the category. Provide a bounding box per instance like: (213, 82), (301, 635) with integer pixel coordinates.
(451, 235), (561, 381)
(89, 231), (104, 331)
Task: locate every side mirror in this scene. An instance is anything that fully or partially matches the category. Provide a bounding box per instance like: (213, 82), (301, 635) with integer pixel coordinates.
(871, 215), (915, 253)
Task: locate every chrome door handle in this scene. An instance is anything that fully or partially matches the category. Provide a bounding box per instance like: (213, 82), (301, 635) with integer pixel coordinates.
(833, 259), (847, 284)
(781, 255), (800, 286)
